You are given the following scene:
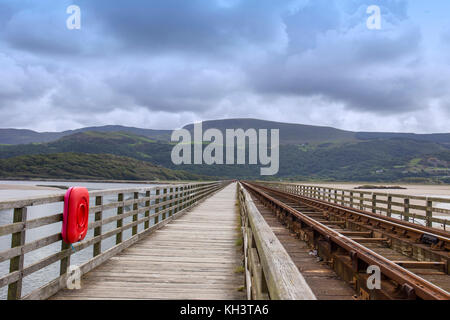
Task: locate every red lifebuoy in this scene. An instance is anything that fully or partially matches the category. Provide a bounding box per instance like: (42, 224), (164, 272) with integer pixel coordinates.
(62, 187), (89, 244)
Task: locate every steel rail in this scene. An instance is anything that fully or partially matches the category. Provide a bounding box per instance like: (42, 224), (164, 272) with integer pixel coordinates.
(252, 183), (450, 249)
(242, 182), (450, 300)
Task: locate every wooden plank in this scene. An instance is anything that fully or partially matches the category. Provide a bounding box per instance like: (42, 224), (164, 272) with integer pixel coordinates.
(0, 181), (227, 299)
(48, 183), (244, 300)
(7, 207), (27, 300)
(0, 233), (61, 263)
(24, 202), (196, 300)
(0, 222), (23, 237)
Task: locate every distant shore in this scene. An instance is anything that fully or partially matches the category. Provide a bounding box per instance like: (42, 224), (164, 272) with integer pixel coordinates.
(0, 184), (60, 191)
(293, 182), (450, 198)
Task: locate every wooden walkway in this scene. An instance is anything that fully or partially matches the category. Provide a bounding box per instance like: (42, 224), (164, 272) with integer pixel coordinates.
(51, 183), (245, 300)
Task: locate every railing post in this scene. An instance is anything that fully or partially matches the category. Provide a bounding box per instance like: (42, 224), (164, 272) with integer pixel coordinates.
(341, 190), (344, 205)
(372, 194), (377, 214)
(132, 192), (139, 236)
(154, 188), (160, 224)
(93, 195), (103, 257)
(174, 187), (179, 214)
(404, 198), (410, 222)
(182, 186), (186, 209)
(359, 192), (364, 210)
(426, 199), (433, 227)
(162, 188), (167, 220)
(182, 185), (187, 209)
(116, 193), (124, 245)
(59, 242), (71, 278)
(350, 192), (354, 208)
(8, 207), (27, 300)
(187, 185), (191, 206)
(387, 195), (392, 217)
(169, 187), (174, 217)
(334, 190), (337, 204)
(144, 191), (150, 229)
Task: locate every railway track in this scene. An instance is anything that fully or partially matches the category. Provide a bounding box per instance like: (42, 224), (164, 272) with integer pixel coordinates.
(242, 182), (450, 300)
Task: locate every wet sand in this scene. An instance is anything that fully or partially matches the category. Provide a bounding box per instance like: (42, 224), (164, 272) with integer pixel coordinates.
(297, 182), (450, 198)
(0, 184), (60, 191)
(0, 184), (63, 201)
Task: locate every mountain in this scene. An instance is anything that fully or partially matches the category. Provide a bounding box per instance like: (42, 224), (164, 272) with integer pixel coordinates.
(0, 125), (171, 145)
(1, 129), (449, 182)
(355, 132), (450, 144)
(2, 118), (450, 146)
(183, 119), (356, 144)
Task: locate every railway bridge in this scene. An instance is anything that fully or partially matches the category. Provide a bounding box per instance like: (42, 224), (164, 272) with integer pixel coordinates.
(0, 181), (449, 300)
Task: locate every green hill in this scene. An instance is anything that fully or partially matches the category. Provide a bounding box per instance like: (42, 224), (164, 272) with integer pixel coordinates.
(0, 130), (449, 182)
(0, 153), (207, 181)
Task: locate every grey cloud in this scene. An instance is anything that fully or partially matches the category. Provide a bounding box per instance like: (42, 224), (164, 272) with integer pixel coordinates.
(0, 0), (448, 133)
(0, 54), (56, 106)
(247, 0), (428, 114)
(105, 60), (246, 112)
(283, 0), (342, 53)
(78, 0), (291, 56)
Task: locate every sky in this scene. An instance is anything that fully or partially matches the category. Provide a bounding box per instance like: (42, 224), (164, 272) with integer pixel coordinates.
(0, 0), (449, 133)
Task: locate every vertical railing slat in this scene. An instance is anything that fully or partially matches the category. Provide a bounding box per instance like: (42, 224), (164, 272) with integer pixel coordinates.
(116, 193), (124, 245)
(132, 192), (139, 236)
(154, 188), (160, 224)
(144, 191), (150, 230)
(403, 198), (410, 222)
(426, 199), (433, 228)
(359, 192), (364, 210)
(387, 195), (392, 218)
(8, 207), (27, 300)
(372, 194), (377, 214)
(93, 195), (103, 257)
(162, 188), (167, 220)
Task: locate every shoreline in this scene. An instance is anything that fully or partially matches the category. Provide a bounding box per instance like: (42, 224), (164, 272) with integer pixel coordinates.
(0, 184), (61, 191)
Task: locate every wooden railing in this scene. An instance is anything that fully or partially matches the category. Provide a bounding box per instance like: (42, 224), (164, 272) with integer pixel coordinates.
(260, 182), (450, 230)
(237, 183), (316, 300)
(0, 181), (229, 300)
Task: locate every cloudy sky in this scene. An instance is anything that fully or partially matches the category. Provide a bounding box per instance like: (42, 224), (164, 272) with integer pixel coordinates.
(0, 0), (449, 133)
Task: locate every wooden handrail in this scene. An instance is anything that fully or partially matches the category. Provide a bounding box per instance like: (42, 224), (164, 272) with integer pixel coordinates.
(0, 181), (230, 300)
(260, 182), (450, 230)
(237, 183), (316, 300)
